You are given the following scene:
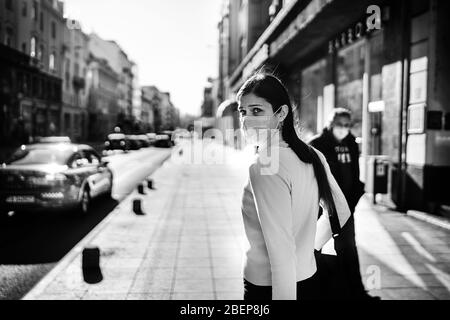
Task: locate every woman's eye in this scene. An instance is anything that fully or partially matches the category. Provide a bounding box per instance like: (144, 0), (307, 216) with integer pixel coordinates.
(239, 110), (246, 116)
(252, 108), (262, 115)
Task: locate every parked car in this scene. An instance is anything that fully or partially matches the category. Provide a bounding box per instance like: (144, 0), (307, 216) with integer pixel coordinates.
(146, 133), (157, 146)
(104, 133), (128, 152)
(125, 135), (142, 150)
(137, 135), (151, 148)
(36, 136), (72, 144)
(154, 134), (172, 148)
(0, 143), (113, 217)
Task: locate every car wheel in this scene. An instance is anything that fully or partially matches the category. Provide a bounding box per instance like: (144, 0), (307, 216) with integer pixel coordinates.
(0, 210), (8, 222)
(78, 187), (91, 216)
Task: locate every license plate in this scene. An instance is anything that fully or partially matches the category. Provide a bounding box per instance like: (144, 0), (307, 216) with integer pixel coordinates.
(6, 196), (35, 203)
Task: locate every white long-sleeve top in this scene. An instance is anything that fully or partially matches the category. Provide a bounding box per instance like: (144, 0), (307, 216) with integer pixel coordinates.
(241, 145), (351, 300)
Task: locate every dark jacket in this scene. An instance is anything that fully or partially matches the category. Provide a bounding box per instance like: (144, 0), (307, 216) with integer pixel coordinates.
(309, 128), (364, 213)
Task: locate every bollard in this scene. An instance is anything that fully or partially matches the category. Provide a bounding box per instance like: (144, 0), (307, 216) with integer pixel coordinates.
(147, 179), (154, 190)
(133, 198), (145, 215)
(137, 183), (146, 195)
(82, 247), (100, 270)
(82, 246), (103, 284)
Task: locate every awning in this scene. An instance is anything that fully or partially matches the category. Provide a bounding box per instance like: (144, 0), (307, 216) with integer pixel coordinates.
(270, 0), (385, 66)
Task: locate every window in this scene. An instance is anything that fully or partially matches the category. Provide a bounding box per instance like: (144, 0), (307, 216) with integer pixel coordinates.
(21, 42), (27, 53)
(22, 1), (28, 17)
(38, 44), (44, 61)
(5, 27), (13, 47)
(40, 12), (44, 31)
(49, 52), (56, 71)
(32, 1), (38, 21)
(51, 21), (56, 39)
(30, 37), (36, 58)
(5, 0), (12, 11)
(65, 72), (70, 90)
(84, 151), (100, 166)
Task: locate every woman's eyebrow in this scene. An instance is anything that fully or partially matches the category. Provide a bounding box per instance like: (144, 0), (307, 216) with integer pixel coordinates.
(239, 104), (263, 110)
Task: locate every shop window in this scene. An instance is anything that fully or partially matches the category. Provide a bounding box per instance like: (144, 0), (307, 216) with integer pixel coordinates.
(301, 59), (327, 136)
(411, 13), (429, 44)
(336, 41), (365, 138)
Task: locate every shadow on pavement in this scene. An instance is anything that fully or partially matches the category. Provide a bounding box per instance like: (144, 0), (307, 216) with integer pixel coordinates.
(0, 196), (119, 265)
(357, 208), (450, 299)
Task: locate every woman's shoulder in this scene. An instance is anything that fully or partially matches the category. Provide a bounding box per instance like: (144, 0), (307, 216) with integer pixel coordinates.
(250, 146), (310, 178)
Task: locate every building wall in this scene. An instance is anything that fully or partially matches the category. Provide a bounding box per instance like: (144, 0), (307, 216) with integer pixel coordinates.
(61, 19), (89, 142)
(0, 0), (65, 143)
(88, 33), (134, 118)
(86, 57), (120, 141)
(220, 0), (450, 212)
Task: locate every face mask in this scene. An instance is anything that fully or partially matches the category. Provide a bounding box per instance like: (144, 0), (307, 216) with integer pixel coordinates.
(332, 127), (350, 141)
(241, 106), (283, 146)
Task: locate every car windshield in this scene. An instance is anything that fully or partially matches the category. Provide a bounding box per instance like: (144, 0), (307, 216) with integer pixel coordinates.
(5, 147), (73, 165)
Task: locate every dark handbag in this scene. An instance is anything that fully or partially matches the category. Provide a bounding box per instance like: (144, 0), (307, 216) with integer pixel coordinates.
(351, 180), (365, 209)
(314, 207), (351, 300)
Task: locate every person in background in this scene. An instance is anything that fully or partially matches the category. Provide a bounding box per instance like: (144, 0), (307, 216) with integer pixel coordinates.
(309, 108), (379, 300)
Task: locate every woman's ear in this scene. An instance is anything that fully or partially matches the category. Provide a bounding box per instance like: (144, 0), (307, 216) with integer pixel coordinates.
(279, 105), (289, 122)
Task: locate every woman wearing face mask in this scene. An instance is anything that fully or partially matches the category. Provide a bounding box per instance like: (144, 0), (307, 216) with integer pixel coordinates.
(238, 73), (351, 300)
(309, 108), (375, 300)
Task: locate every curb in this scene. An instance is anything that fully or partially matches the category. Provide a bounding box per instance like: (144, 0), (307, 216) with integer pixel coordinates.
(22, 151), (173, 300)
(406, 210), (450, 231)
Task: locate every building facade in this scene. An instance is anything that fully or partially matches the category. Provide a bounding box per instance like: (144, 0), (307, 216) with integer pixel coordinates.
(0, 0), (65, 148)
(141, 86), (156, 133)
(218, 0), (450, 214)
(141, 85), (180, 133)
(88, 33), (135, 124)
(85, 54), (120, 141)
(61, 18), (89, 142)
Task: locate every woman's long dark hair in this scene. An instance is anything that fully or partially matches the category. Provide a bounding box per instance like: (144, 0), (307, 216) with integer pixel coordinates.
(237, 73), (337, 219)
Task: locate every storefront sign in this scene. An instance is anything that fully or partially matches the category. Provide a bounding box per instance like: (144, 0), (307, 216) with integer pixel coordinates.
(328, 6), (382, 54)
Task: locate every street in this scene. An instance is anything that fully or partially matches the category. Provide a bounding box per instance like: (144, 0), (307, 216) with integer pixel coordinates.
(20, 143), (450, 300)
(1, 0), (450, 304)
(0, 147), (172, 300)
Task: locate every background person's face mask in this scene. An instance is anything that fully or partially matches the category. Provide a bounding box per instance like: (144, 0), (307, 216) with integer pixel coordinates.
(332, 126), (350, 141)
(241, 106), (283, 145)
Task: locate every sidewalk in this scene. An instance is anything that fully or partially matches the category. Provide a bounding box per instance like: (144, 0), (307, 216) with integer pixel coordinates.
(23, 143), (450, 300)
(356, 198), (450, 300)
